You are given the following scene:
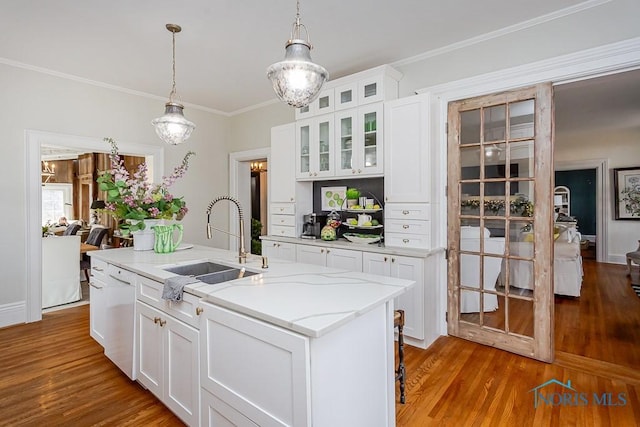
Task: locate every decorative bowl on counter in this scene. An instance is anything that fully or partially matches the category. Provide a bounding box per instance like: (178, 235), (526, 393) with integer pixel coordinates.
(343, 233), (382, 244)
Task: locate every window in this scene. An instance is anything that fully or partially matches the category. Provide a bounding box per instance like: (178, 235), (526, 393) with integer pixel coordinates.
(42, 184), (72, 225)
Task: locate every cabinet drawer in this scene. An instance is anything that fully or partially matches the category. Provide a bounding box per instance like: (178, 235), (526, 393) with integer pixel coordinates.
(385, 233), (431, 250)
(271, 214), (295, 227)
(137, 276), (201, 328)
(385, 203), (430, 221)
(271, 225), (296, 237)
(385, 219), (430, 236)
(270, 203), (295, 215)
(90, 258), (108, 278)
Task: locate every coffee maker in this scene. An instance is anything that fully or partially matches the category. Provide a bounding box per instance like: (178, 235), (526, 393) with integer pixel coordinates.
(301, 213), (321, 239)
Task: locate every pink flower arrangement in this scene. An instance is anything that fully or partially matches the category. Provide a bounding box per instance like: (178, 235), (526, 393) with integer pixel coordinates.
(97, 137), (195, 231)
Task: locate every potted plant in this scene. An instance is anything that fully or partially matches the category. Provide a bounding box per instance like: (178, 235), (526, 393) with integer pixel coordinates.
(97, 137), (195, 250)
(346, 187), (360, 208)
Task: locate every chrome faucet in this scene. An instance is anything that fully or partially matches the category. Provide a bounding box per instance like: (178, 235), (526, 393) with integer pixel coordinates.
(206, 195), (247, 264)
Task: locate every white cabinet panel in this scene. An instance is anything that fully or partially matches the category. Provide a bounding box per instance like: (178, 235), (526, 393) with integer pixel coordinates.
(200, 302), (310, 427)
(89, 259), (107, 347)
(136, 301), (200, 426)
(385, 234), (431, 250)
(270, 124), (296, 203)
(385, 203), (431, 220)
(334, 103), (384, 177)
(296, 115), (334, 180)
(296, 244), (362, 272)
(384, 94), (430, 203)
(262, 239), (297, 262)
(362, 253), (425, 340)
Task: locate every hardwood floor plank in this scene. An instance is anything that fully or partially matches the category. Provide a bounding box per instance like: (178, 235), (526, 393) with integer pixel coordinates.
(1, 258), (638, 426)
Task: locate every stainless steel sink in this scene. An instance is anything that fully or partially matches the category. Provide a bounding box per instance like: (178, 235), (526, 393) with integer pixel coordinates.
(196, 269), (257, 284)
(163, 261), (257, 284)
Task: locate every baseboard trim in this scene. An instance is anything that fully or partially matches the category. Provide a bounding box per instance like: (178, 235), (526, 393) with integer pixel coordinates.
(608, 254), (627, 265)
(0, 301), (26, 328)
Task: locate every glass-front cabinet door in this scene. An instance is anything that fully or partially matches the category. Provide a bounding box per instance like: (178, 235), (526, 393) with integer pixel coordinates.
(295, 115), (334, 179)
(334, 103), (383, 177)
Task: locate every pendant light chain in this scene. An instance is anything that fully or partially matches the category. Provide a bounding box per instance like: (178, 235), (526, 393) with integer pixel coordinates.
(169, 27), (177, 103)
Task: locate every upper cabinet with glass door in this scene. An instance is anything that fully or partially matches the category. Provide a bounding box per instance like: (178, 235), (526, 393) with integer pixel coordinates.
(335, 103), (384, 177)
(295, 88), (335, 120)
(295, 115), (334, 180)
(294, 65), (401, 181)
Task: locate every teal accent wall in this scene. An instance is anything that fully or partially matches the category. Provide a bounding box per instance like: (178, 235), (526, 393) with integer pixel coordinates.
(555, 169), (597, 236)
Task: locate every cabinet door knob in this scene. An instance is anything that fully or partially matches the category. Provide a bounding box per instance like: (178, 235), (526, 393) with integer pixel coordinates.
(403, 224), (409, 229)
(153, 317), (161, 324)
(314, 172), (318, 176)
(196, 307), (204, 316)
(358, 169), (362, 173)
(159, 319), (166, 327)
(384, 257), (388, 262)
(309, 172), (313, 177)
(290, 197), (294, 201)
(352, 169), (356, 174)
(320, 249), (324, 253)
(402, 210), (409, 215)
(391, 258), (396, 263)
(280, 208), (284, 212)
(326, 249), (330, 254)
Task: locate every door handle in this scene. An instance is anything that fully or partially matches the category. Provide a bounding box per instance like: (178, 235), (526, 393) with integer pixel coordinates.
(196, 307), (204, 316)
(153, 317), (161, 324)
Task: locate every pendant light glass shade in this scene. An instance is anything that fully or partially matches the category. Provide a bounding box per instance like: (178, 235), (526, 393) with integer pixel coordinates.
(267, 0), (328, 108)
(152, 102), (195, 145)
(152, 24), (195, 145)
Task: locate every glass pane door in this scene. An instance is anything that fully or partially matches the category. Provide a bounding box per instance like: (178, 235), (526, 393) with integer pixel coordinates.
(448, 83), (554, 362)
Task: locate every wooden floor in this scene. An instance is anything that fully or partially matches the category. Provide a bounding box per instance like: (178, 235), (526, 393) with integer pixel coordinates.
(1, 259), (638, 426)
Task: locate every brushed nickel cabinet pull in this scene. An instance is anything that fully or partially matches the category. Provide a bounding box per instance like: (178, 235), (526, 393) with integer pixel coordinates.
(196, 307), (204, 316)
(402, 210), (409, 215)
(403, 239), (409, 243)
(402, 224), (409, 229)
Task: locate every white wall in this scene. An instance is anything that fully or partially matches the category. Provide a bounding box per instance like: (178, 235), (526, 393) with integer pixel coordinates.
(0, 63), (229, 313)
(555, 127), (640, 263)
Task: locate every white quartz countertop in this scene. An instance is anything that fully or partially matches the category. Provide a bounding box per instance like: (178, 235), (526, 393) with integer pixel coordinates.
(261, 235), (443, 258)
(89, 244), (414, 338)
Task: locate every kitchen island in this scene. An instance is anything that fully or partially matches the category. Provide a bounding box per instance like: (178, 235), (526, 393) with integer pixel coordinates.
(89, 243), (414, 426)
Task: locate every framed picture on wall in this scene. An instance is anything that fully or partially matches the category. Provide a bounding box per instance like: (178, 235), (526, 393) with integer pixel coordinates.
(614, 167), (640, 220)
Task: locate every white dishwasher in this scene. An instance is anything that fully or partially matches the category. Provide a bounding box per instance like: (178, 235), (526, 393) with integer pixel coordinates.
(104, 264), (136, 380)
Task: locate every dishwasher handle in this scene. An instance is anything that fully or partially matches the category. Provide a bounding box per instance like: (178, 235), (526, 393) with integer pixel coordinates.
(106, 265), (136, 285)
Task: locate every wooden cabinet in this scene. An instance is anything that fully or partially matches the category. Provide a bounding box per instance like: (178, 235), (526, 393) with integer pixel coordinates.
(296, 115), (334, 180)
(136, 300), (200, 426)
(261, 239), (297, 262)
(295, 244), (363, 271)
(89, 258), (107, 347)
(363, 253), (425, 340)
(384, 94), (430, 203)
(335, 103), (384, 177)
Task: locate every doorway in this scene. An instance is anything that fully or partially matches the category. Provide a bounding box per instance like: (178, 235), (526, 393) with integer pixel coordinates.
(25, 131), (164, 322)
(229, 148), (271, 255)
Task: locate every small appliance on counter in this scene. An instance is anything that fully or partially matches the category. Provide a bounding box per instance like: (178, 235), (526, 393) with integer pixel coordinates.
(301, 213), (324, 239)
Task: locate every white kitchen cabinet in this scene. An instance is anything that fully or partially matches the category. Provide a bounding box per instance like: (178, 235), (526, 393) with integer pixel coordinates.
(295, 88), (335, 119)
(295, 244), (363, 271)
(384, 94), (430, 203)
(136, 301), (200, 426)
(89, 258), (108, 347)
(384, 202), (432, 250)
(199, 300), (395, 427)
(261, 239), (297, 262)
(335, 103), (384, 177)
(363, 253), (425, 340)
(295, 115), (334, 180)
(270, 124), (296, 204)
(269, 123), (312, 238)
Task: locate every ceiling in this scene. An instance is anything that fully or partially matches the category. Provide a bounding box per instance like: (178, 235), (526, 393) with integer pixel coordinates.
(2, 0), (593, 115)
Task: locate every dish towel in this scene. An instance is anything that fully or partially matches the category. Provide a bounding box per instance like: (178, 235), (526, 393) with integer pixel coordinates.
(162, 276), (201, 302)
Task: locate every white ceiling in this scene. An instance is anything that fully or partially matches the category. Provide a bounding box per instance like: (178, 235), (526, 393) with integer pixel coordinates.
(2, 0), (592, 115)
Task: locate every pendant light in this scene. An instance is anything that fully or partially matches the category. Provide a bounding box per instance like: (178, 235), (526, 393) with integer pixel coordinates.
(266, 0), (328, 108)
(151, 24), (195, 145)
